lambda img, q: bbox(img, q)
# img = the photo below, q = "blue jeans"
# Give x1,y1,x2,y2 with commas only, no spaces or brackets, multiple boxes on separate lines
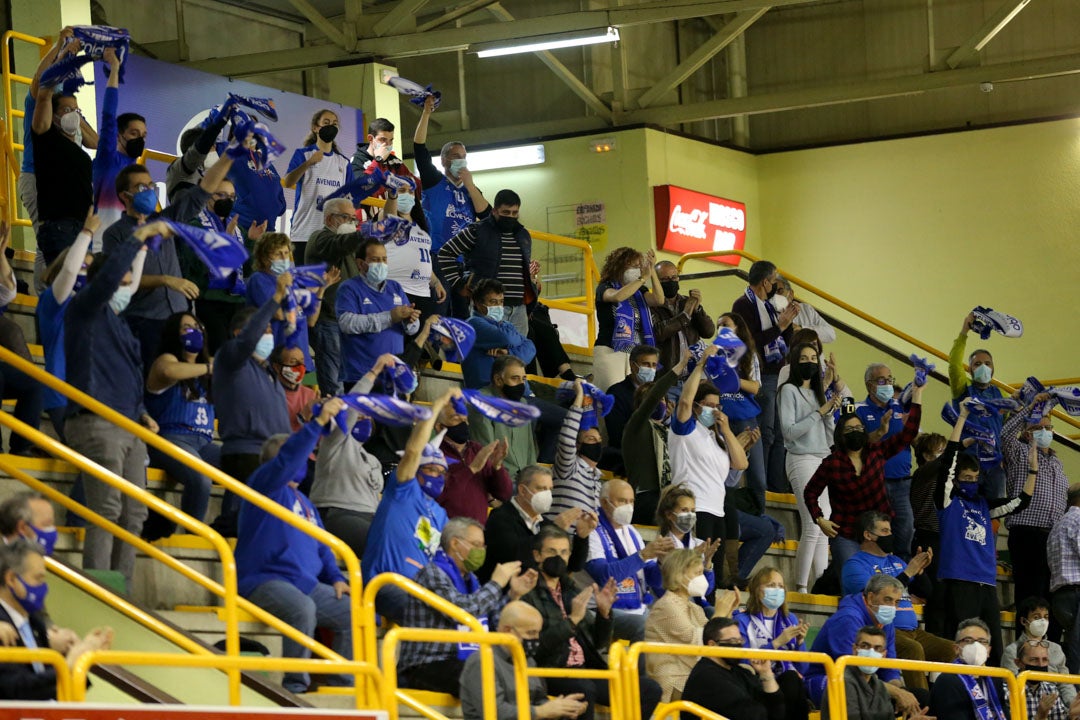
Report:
737,510,775,579
886,478,914,559
247,579,353,693
36,218,83,265
147,432,219,522
504,303,529,338
830,535,862,571
0,362,44,455
311,318,342,396
758,374,789,493
730,417,766,514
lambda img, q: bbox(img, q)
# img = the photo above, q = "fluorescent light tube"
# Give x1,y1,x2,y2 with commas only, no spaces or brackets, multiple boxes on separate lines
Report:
465,144,546,172
477,27,619,58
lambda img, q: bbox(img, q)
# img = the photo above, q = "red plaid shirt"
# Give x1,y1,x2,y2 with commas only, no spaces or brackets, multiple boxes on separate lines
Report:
805,404,922,539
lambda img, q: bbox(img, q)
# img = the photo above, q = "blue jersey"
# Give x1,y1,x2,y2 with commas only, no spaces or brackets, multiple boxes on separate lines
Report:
362,471,448,582
37,288,68,411
146,382,214,439
855,398,911,479
421,177,475,253
246,271,314,372
938,496,997,585
336,276,410,382
227,160,286,230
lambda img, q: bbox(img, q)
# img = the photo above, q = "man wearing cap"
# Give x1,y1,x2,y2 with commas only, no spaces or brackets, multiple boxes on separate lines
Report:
363,388,461,624
463,278,536,390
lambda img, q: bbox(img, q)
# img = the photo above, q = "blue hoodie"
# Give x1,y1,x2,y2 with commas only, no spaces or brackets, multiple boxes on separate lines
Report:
804,593,899,706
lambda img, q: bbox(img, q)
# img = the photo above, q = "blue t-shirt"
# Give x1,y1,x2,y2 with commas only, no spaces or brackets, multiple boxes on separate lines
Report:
855,398,911,480
938,496,997,585
421,177,475,253
362,470,448,582
841,551,918,631
21,92,34,174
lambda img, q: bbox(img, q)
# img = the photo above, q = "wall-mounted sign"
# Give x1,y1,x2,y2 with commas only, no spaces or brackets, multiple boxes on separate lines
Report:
575,201,608,249
653,185,746,266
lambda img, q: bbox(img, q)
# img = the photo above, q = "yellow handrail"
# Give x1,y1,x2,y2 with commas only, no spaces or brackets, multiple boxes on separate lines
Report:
675,248,1080,441
0,647,72,700
68,650,384,707
653,700,728,720
1,30,47,230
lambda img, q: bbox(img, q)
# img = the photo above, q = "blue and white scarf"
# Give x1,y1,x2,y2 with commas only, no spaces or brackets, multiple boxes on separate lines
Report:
746,287,786,364
955,661,1006,720
459,389,540,427
611,282,655,353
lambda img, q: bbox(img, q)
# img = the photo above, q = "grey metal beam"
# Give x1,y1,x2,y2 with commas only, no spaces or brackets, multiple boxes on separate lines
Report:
342,0,363,51
615,51,1080,126
417,0,499,33
373,0,431,36
635,8,768,109
426,116,612,150
285,0,347,48
944,0,1032,69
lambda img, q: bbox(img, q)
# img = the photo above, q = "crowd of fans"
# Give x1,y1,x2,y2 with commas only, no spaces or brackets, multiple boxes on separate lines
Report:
0,24,1077,720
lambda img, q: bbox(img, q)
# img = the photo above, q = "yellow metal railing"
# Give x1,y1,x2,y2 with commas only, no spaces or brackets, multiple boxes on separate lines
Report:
0,30,47,230
0,647,73,700
675,248,1080,443
653,700,727,720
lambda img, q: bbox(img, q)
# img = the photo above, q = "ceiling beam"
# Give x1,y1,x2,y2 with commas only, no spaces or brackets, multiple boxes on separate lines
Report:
635,8,769,109
417,0,499,33
944,0,1033,69
373,0,431,36
285,0,347,48
426,115,612,150
342,0,363,51
615,52,1080,126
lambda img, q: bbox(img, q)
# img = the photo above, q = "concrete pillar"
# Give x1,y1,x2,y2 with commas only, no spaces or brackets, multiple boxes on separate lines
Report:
328,62,399,150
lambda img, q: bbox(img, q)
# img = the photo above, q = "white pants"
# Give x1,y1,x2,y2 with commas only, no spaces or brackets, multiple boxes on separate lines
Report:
787,452,830,591
592,345,630,392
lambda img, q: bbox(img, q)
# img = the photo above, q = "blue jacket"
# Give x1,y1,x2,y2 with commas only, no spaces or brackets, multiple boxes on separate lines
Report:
855,397,911,480
462,314,536,389
247,271,314,372
841,551,918,631
237,421,345,597
805,593,899,703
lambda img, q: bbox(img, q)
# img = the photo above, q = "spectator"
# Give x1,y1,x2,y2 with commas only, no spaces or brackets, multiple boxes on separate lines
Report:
645,549,715,701
1002,596,1076,704
680,616,787,720
823,626,902,720
309,354,396,559
412,97,490,316
805,373,923,572
0,231,43,456
549,380,604,519
64,223,156,590
476,465,595,584
776,329,850,399
718,312,767,513
928,619,1007,720
459,600,589,720
948,311,1009,498
651,485,720,602
283,109,353,255
670,343,749,588
143,312,218,539
726,429,781,587
1049,484,1080,673
523,525,661,720
0,493,57,554
381,184,446,322
351,117,420,205
605,344,660,451
934,398,1034,665
652,261,716,377
304,197,365,395
436,189,535,336
592,247,661,392
855,363,915,559
397,517,537,695
363,389,459,623
247,233,322,373
166,113,230,203
211,276,293,537
909,431,948,633
90,49,144,241
804,575,922,715
435,401,513,524
270,345,318,434
226,130,286,233
463,278,536,389
841,511,951,692
731,260,799,494
586,479,672,643
1003,392,1069,612
779,341,842,592
0,542,113,700
1013,639,1080,720
337,237,420,384
237,398,352,695
774,277,836,344
468,355,538,478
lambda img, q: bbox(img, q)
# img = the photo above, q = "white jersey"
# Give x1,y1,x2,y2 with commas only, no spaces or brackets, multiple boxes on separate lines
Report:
385,222,434,297
288,146,351,246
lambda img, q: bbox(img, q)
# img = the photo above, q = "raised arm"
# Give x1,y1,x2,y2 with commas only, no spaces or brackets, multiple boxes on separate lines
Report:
948,314,973,398
641,250,661,308
554,383,585,478
398,387,461,482
676,346,715,423
52,210,97,303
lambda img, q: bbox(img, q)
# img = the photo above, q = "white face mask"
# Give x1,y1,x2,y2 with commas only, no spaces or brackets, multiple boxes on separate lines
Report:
336,221,358,235
961,641,989,667
769,294,789,312
611,503,634,527
527,488,552,515
622,268,642,285
686,574,709,598
1027,618,1049,639
59,110,81,135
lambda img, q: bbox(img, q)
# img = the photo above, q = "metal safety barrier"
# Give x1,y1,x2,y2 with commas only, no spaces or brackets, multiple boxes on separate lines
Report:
0,647,72,700
0,30,48,230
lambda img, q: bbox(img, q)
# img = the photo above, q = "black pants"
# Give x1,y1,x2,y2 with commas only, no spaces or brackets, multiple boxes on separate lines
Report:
941,579,1003,666
632,490,660,527
777,669,810,720
319,507,374,559
913,529,944,635
528,310,572,378
399,658,464,697
547,673,661,720
194,297,243,356
212,453,262,538
696,509,740,590
1008,526,1052,608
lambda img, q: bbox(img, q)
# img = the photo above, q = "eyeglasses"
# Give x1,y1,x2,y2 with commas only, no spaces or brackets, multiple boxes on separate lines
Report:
957,637,992,647
1023,640,1050,648
870,377,896,386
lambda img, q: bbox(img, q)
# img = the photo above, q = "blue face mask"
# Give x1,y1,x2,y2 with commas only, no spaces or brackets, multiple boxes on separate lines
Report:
1033,429,1053,448
856,648,883,674
396,193,416,215
254,333,274,361
449,158,467,177
270,259,291,275
698,405,716,428
366,261,389,285
873,603,896,626
73,272,87,292
973,364,992,384
636,366,656,384
109,286,134,314
485,304,504,322
15,575,48,614
957,482,979,499
874,384,894,404
32,526,58,557
420,471,446,500
181,327,204,354
131,188,158,216
762,587,786,610
351,417,374,444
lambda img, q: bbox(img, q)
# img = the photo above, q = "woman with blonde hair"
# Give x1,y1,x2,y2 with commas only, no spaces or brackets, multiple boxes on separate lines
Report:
592,246,661,390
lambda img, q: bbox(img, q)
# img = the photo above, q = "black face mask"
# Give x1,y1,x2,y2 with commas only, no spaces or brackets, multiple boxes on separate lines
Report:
579,442,603,462
521,637,541,658
501,383,526,402
495,216,520,233
541,555,567,578
766,282,778,299
124,136,146,159
444,422,470,445
213,198,235,219
796,362,819,382
318,125,339,143
660,280,680,299
843,430,868,452
874,534,896,554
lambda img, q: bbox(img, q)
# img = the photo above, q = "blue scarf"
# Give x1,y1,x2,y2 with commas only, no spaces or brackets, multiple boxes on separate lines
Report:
745,612,799,675
460,389,540,427
431,549,479,595
596,511,646,610
611,282,655,353
954,661,1006,720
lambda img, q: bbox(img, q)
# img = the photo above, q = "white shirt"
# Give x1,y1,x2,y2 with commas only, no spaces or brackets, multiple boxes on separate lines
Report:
669,416,732,516
290,147,351,246
385,223,435,297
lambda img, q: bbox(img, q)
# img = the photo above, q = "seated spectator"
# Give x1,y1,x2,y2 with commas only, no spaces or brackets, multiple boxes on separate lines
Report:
549,380,604,519
397,517,537,695
143,312,219,539
237,398,352,695
805,575,922,715
270,345,318,432
463,278,535,389
0,541,114,700
680,616,786,720
1013,638,1080,720
435,401,512,524
523,526,660,720
476,465,595,584
0,493,57,555
1003,596,1076,703
824,626,918,720
929,618,1007,720
284,109,352,256
0,233,43,455
337,237,420,384
909,431,948,633
459,600,588,720
247,233,317,372
841,511,950,692
592,247,661,392
774,277,836,344
309,354,395,559
651,485,719,602
586,479,672,643
605,344,660,451
652,261,715,380
468,355,538,478
363,388,459,624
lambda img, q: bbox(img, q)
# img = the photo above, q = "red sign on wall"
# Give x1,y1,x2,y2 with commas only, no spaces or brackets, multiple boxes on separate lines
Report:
653,185,747,266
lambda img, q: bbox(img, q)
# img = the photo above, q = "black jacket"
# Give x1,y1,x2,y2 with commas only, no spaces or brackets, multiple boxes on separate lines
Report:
0,604,58,700
476,501,588,584
522,576,612,670
680,658,786,720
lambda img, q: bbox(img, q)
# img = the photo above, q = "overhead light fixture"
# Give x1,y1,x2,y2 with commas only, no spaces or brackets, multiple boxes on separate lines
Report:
476,27,619,58
465,144,546,172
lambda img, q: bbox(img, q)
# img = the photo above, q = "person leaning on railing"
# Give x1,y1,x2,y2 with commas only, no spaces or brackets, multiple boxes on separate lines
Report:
591,246,661,392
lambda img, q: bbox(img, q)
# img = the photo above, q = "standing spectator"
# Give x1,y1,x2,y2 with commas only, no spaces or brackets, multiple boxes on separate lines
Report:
731,261,799,494
337,237,420,383
468,355,538,478
1012,641,1079,720
247,233,320,373
381,187,446,322
1050,484,1080,673
718,312,767,513
776,329,850,399
652,261,716,377
650,485,721,602
350,117,419,204
549,380,604,519
283,109,353,256
1003,392,1069,612
0,228,44,455
934,398,1034,665
166,113,230,203
64,223,157,591
909,432,948,631
226,135,286,233
928,619,1007,720
90,49,144,243
774,277,836,344
592,247,661,392
1002,596,1076,704
644,549,712,702
823,627,904,720
237,399,353,695
805,375,923,572
435,402,512,525
605,344,660,451
779,342,841,591
463,278,536,389
397,517,537,695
